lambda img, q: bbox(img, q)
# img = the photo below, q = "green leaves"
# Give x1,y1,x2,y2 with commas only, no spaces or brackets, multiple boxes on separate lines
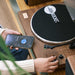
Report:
0,36,31,75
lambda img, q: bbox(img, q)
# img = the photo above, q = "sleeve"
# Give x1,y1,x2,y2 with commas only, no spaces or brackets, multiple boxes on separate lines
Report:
0,28,6,35
0,59,35,75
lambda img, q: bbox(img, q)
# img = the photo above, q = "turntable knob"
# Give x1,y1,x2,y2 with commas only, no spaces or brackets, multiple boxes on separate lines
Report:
59,54,64,59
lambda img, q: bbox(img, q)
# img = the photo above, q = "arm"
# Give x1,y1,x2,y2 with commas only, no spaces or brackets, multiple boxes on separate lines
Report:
0,28,58,74
0,28,35,74
0,60,34,72
0,56,58,74
0,59,34,75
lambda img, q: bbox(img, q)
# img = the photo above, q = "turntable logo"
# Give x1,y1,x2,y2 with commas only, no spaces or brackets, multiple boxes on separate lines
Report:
44,5,59,23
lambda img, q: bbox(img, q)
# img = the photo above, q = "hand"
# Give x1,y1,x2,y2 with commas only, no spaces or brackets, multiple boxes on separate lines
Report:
34,56,58,73
1,28,22,50
1,28,21,40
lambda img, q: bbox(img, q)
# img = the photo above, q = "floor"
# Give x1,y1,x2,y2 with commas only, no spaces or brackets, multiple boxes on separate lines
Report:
0,0,19,31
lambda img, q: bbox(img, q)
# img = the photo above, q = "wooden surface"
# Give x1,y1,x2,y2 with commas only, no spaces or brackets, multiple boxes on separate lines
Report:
0,0,18,31
18,7,75,67
67,55,75,75
16,0,69,75
0,0,66,75
16,0,67,75
6,0,25,34
18,8,66,75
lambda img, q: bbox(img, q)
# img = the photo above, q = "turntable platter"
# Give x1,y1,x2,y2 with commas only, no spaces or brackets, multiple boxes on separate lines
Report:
30,4,75,44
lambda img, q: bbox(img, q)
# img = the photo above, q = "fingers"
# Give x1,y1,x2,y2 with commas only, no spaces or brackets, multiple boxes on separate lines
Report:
49,65,58,70
2,29,22,40
15,48,19,50
12,31,22,35
47,56,58,72
10,46,13,49
49,60,58,66
47,65,58,73
47,59,58,73
47,70,55,73
34,57,58,73
10,46,19,50
48,56,57,62
6,29,22,35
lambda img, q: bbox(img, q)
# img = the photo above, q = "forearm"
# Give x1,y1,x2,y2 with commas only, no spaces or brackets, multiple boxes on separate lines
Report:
15,59,35,72
0,59,35,75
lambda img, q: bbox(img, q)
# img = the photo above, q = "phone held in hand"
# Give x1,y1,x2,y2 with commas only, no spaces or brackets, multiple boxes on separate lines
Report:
5,34,34,49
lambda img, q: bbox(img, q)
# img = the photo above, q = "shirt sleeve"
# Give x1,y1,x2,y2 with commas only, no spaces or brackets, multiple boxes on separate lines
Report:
0,28,6,35
0,59,35,75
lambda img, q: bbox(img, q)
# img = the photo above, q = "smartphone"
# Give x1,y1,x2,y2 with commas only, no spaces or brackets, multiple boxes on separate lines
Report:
5,34,34,49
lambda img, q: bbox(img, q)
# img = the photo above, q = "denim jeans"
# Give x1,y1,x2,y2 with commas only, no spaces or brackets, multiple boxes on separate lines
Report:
9,48,29,61
0,47,29,61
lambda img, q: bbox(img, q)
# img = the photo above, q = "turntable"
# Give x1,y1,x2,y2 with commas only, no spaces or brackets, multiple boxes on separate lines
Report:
18,4,75,68
30,4,75,44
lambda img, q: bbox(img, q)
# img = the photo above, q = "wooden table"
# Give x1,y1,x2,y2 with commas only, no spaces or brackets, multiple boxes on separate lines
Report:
1,0,68,75
5,0,75,75
16,0,67,75
0,0,19,31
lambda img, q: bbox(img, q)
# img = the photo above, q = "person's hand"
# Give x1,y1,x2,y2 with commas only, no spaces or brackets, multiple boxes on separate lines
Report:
34,56,58,73
1,28,21,40
1,28,22,50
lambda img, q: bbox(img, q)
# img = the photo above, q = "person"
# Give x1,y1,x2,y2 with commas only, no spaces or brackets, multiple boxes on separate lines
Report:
0,26,58,75
0,25,29,61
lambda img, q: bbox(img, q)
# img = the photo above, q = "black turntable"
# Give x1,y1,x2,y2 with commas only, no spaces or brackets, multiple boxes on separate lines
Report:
30,4,75,44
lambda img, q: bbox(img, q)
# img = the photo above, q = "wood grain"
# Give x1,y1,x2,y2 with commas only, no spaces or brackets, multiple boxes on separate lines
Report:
67,55,75,75
0,0,18,31
18,7,75,68
16,0,70,75
18,8,67,75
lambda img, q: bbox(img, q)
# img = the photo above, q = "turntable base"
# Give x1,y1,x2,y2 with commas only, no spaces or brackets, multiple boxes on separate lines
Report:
18,4,75,68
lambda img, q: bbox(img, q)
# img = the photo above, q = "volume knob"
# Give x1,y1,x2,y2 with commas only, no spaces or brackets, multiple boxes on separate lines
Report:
59,54,64,59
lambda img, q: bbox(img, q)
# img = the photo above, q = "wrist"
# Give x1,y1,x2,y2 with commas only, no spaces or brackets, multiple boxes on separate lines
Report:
34,59,39,72
34,59,37,72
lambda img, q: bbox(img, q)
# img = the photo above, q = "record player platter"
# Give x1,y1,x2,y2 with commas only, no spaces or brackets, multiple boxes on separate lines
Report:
30,4,75,44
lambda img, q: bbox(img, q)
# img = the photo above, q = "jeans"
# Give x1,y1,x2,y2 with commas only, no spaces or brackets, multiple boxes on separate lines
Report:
0,47,29,61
